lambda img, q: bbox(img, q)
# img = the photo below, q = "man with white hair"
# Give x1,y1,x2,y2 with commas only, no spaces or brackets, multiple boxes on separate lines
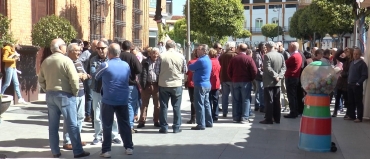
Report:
62,43,90,150
259,41,286,124
218,42,237,117
284,42,303,119
39,39,90,158
276,42,290,111
137,47,161,128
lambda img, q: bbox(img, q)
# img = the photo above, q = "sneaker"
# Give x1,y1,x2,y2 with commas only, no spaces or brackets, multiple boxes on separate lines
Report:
18,98,28,104
91,138,102,145
112,138,122,144
125,148,133,155
100,151,111,158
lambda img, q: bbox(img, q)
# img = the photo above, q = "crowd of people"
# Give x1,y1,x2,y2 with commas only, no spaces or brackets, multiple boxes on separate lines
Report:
2,36,360,158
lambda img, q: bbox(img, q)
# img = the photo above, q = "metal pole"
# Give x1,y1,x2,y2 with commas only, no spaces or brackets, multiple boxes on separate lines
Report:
353,8,359,47
186,0,191,62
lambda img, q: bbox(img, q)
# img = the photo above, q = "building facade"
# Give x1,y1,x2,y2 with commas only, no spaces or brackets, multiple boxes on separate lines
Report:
231,0,298,47
0,0,149,48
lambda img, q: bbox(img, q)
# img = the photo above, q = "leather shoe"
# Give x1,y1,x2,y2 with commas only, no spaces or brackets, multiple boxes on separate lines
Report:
154,122,160,127
159,129,168,134
137,123,145,128
191,126,205,130
173,129,182,133
84,116,92,122
53,153,61,158
259,120,273,124
74,151,90,158
187,119,195,124
63,144,72,150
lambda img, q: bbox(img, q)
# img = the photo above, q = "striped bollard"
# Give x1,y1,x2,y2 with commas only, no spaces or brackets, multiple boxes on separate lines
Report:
298,94,332,152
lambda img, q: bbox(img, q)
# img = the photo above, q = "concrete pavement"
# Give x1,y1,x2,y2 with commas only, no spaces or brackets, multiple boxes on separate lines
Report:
0,90,370,159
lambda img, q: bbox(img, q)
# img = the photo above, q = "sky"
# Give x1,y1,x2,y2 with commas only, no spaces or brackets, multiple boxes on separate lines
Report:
172,0,186,16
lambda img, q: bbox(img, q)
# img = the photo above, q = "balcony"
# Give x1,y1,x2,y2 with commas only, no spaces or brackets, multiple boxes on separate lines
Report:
245,26,290,34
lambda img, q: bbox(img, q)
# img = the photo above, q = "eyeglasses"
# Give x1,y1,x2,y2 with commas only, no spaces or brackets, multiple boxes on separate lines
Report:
97,47,106,51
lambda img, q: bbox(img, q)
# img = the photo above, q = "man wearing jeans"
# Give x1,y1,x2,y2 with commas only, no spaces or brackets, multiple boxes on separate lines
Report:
38,38,89,158
158,40,187,133
120,40,142,133
188,44,212,130
227,44,257,123
95,43,134,157
283,42,303,119
90,40,120,145
218,42,237,117
62,43,89,150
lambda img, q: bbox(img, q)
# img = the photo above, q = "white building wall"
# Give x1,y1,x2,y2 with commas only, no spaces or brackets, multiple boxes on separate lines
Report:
251,7,266,32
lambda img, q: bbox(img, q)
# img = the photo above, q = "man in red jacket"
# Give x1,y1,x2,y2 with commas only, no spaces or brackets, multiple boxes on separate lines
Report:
227,44,257,123
284,42,303,118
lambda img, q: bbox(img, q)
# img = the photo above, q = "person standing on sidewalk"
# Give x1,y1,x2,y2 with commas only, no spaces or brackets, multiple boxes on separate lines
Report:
185,50,198,124
227,43,257,123
96,43,134,157
158,40,187,133
120,40,142,134
252,42,266,112
283,42,302,119
208,48,221,122
137,47,161,128
62,43,89,150
259,41,286,124
188,44,212,130
276,42,290,112
218,42,237,117
89,40,120,145
38,38,90,158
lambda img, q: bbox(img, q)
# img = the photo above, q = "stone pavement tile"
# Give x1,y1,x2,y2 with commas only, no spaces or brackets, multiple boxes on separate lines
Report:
284,153,306,159
305,152,345,159
219,149,245,159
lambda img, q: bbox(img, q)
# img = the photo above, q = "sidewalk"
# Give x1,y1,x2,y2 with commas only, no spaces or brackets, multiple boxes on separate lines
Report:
0,91,370,159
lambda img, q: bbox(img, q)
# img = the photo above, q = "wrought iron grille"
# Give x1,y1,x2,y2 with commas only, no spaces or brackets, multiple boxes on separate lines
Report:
90,0,106,41
114,0,126,42
132,0,142,47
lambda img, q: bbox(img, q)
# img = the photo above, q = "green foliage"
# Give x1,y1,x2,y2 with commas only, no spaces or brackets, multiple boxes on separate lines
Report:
289,8,307,39
31,15,77,47
0,14,17,47
233,29,252,39
261,23,283,41
167,29,175,40
186,0,245,39
298,6,316,39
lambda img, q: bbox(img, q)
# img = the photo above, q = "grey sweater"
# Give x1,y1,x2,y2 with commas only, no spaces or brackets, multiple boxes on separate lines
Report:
348,59,368,85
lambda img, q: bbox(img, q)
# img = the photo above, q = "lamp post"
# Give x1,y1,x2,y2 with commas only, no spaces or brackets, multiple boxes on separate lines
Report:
273,5,281,42
186,0,191,62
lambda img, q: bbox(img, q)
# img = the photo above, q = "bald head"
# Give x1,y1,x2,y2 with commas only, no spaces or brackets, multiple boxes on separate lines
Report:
238,43,248,52
288,42,299,53
91,40,99,51
108,43,121,59
165,40,176,50
50,38,66,54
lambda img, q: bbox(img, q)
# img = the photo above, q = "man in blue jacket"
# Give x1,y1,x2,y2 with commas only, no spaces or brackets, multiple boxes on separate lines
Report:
95,43,134,157
188,44,212,130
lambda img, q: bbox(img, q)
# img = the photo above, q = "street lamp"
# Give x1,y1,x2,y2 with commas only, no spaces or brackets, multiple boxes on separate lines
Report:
273,5,281,42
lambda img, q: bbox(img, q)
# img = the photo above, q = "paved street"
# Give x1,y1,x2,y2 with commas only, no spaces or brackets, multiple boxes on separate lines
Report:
1,90,370,159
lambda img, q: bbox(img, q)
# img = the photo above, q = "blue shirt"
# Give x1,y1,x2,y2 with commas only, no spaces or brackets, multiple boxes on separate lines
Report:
188,55,212,88
95,57,131,106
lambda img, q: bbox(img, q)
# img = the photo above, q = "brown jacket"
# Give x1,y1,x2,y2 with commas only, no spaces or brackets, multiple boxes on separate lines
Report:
218,51,237,83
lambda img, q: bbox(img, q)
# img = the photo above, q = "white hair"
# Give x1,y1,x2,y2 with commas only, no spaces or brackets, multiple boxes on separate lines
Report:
152,47,160,53
66,43,79,55
50,40,65,53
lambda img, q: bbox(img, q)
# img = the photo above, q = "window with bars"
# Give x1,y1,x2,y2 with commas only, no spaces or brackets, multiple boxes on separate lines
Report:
0,0,7,16
133,0,142,47
114,0,126,42
90,0,106,41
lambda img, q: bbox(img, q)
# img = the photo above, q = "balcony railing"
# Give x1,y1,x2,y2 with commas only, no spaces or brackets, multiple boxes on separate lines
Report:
245,26,290,33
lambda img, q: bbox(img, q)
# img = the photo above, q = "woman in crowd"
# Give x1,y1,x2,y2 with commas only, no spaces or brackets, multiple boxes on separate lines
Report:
186,50,198,124
208,48,221,122
332,49,345,117
334,48,354,118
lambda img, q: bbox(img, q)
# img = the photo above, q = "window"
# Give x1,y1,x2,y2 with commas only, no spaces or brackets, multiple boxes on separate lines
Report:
286,0,297,1
253,6,265,10
90,0,107,40
244,20,248,28
253,0,265,3
269,5,282,9
150,0,156,8
255,18,263,28
133,0,142,47
0,0,7,16
114,0,126,42
287,17,292,30
166,2,172,14
244,6,249,10
285,4,297,8
32,0,55,25
272,17,278,24
269,0,282,2
241,0,250,3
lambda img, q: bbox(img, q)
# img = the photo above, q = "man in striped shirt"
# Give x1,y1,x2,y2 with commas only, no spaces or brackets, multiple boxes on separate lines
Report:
62,43,90,150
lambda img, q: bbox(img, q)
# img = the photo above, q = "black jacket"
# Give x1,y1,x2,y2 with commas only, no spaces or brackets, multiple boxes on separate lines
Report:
120,51,142,85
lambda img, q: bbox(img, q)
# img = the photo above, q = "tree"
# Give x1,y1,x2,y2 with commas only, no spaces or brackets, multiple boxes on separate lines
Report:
261,24,283,41
167,29,175,41
289,8,310,40
186,0,244,40
233,29,252,41
298,5,320,46
32,15,77,47
0,14,16,47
